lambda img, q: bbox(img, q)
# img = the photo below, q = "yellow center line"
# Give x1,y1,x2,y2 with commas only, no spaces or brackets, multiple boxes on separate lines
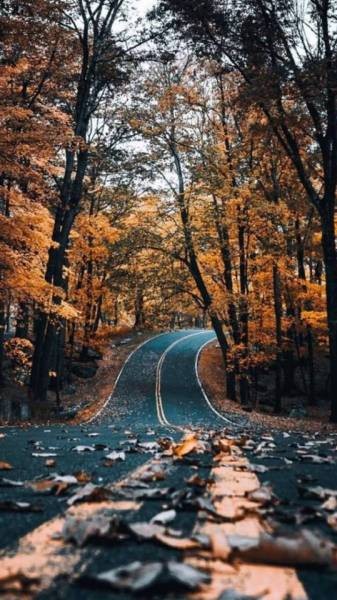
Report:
187,445,308,600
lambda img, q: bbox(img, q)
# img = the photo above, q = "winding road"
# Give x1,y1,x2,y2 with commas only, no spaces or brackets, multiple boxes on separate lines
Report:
92,328,236,428
1,330,337,599
0,329,231,551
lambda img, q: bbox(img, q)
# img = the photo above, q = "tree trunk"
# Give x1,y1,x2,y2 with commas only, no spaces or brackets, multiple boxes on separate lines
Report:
15,302,29,338
320,204,337,421
307,323,316,405
295,217,306,280
80,257,94,361
238,210,250,405
273,264,282,413
0,302,5,386
134,287,145,329
30,203,81,403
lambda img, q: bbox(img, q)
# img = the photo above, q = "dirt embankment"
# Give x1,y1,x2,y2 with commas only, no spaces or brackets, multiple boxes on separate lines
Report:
67,332,153,424
198,342,337,433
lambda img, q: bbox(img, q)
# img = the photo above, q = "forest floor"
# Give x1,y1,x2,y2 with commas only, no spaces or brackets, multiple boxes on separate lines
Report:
199,342,336,434
65,330,153,425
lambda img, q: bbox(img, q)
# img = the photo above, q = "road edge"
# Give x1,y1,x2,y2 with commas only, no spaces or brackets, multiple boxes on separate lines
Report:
83,332,168,425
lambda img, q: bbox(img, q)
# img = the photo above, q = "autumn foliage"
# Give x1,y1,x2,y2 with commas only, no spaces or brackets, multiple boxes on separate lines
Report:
0,0,336,420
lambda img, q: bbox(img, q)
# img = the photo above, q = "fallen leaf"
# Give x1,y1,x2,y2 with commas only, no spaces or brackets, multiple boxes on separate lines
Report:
129,522,165,539
139,464,166,482
155,533,202,550
27,479,60,493
0,571,39,593
248,464,269,474
300,454,334,464
247,486,274,505
167,561,210,589
105,451,126,461
75,470,92,483
0,478,24,487
228,529,337,567
62,513,124,546
92,561,163,591
327,513,337,530
218,591,265,600
119,487,170,500
186,474,209,487
0,501,43,512
28,474,77,495
196,496,236,521
72,445,95,453
67,483,110,506
322,496,337,512
138,441,160,452
210,530,231,560
0,461,12,470
32,452,57,458
299,485,337,500
151,509,176,524
173,435,198,458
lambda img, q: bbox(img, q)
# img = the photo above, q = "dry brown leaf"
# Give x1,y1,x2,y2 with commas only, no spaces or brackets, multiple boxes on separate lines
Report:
167,561,210,588
62,513,123,546
67,483,110,506
173,435,198,458
0,461,12,471
0,500,42,512
155,532,202,550
210,530,231,560
92,561,163,591
28,479,59,493
129,522,165,539
0,571,39,593
327,513,337,530
139,464,166,482
228,529,337,567
322,496,337,512
75,470,92,483
151,509,176,524
247,486,274,505
186,474,209,487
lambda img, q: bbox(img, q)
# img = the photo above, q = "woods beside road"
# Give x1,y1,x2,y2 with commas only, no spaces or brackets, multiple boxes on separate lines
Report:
3,2,337,596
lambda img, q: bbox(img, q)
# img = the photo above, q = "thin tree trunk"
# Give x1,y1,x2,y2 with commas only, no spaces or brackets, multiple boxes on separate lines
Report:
306,323,316,405
238,208,250,405
295,216,306,280
0,302,5,386
81,257,94,361
134,287,145,329
273,264,283,413
15,302,29,338
321,205,337,421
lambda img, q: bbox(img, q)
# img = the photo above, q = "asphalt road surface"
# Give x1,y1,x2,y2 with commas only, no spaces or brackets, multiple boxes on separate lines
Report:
1,329,337,599
91,328,236,428
0,330,222,549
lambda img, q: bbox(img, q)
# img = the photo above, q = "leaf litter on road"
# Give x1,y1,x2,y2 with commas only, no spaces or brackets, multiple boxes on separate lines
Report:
81,560,209,592
4,427,337,598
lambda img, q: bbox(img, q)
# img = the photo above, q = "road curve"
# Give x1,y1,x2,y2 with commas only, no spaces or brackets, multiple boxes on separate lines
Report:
93,328,240,429
159,330,230,428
